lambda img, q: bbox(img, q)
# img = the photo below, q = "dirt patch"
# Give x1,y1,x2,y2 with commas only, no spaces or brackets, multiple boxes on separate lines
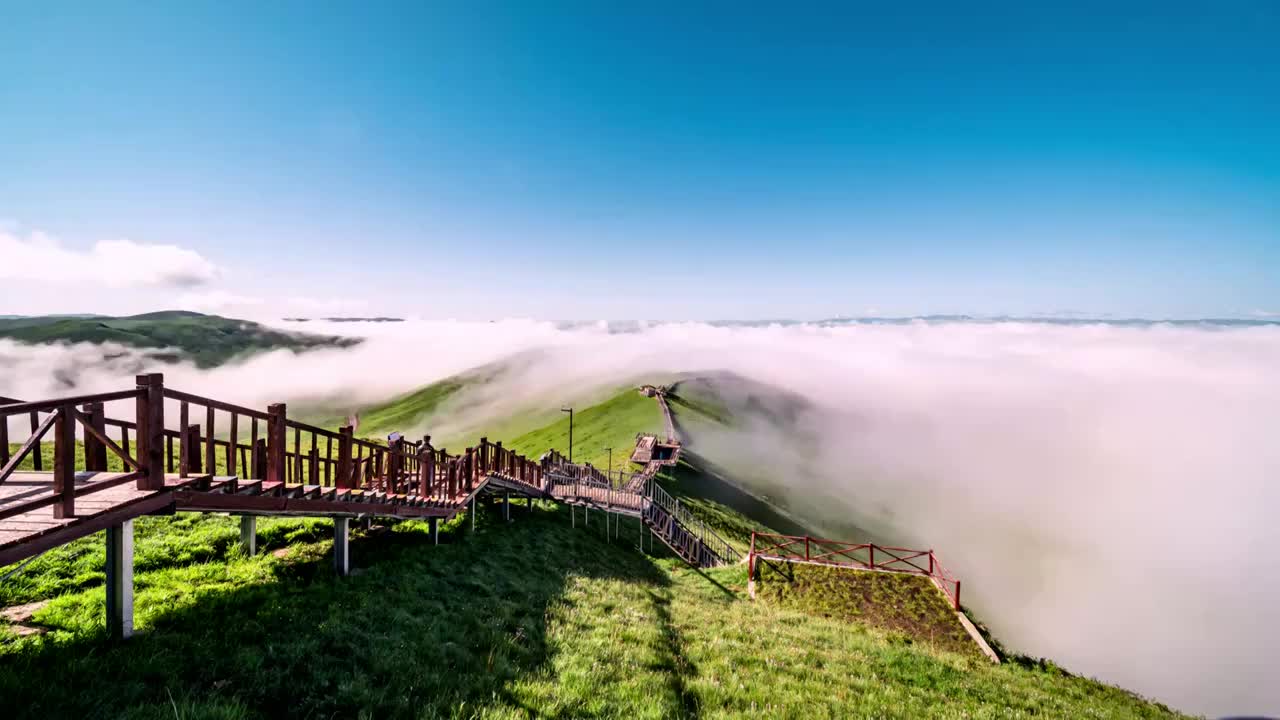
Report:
2,600,52,638
1,600,49,623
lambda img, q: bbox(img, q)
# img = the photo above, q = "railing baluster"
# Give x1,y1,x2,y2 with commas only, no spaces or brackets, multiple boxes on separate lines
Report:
52,404,75,518
228,412,238,476
29,410,42,471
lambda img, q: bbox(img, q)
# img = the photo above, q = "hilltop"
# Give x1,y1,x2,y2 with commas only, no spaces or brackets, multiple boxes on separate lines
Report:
0,311,358,368
2,378,1188,718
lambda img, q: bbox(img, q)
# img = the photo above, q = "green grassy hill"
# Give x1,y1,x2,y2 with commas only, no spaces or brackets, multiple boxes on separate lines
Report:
1,382,1188,718
0,507,1184,719
0,311,356,368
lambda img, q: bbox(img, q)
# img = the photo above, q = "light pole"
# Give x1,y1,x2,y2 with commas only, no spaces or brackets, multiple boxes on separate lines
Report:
561,406,574,463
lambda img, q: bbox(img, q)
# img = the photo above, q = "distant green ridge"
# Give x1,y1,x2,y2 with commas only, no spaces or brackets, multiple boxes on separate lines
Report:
0,311,357,368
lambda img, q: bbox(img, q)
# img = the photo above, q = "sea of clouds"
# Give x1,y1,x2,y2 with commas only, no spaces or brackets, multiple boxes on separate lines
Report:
2,318,1278,715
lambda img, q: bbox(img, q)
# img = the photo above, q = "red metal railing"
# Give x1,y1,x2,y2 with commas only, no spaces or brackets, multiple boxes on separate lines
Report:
748,532,962,609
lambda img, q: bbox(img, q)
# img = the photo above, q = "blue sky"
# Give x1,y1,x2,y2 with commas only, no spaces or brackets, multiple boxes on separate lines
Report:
1,2,1277,319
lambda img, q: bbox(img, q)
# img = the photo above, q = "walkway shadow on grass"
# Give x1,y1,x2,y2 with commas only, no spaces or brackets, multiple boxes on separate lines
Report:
648,588,701,719
0,502,670,720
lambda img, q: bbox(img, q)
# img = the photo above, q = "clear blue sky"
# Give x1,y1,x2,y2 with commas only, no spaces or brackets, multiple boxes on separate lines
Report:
1,2,1277,319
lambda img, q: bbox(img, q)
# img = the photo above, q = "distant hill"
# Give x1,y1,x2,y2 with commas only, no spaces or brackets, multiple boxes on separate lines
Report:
0,311,358,368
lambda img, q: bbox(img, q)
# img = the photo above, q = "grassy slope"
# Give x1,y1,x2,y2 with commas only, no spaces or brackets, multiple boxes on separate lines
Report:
755,562,978,658
0,508,1185,719
502,388,666,477
314,365,632,454
0,311,354,368
1,384,1187,718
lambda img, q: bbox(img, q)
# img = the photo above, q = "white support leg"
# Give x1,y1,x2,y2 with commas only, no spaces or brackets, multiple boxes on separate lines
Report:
334,517,350,576
503,493,510,522
470,497,476,531
430,517,439,545
105,521,134,640
240,515,257,556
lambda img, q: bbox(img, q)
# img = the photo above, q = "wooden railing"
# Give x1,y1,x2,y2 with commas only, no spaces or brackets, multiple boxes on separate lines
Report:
748,532,962,609
643,477,739,566
1,375,554,524
0,382,163,520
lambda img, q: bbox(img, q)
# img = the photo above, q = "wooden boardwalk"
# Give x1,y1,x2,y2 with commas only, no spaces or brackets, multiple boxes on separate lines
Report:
0,472,192,566
1,375,744,639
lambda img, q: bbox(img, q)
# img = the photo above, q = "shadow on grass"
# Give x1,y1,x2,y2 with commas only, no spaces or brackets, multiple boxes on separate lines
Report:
648,588,700,719
0,502,669,719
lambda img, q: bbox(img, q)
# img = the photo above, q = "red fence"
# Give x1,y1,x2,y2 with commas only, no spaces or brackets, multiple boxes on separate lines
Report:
748,532,962,609
1,374,550,510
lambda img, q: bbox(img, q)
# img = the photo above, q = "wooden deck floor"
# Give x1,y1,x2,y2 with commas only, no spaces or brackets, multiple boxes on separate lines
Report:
0,472,195,566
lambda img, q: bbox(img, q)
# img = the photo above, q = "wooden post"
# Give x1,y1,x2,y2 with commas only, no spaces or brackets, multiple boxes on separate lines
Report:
185,425,203,474
0,406,8,467
494,442,503,475
336,426,354,488
204,406,215,475
250,418,260,475
387,436,404,494
479,438,489,475
178,401,189,473
252,438,266,480
421,436,434,496
80,402,109,472
52,404,76,519
266,403,286,485
135,373,165,491
227,413,239,476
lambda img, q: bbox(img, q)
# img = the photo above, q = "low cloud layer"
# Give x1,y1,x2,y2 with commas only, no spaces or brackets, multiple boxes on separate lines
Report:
0,229,219,288
2,319,1277,715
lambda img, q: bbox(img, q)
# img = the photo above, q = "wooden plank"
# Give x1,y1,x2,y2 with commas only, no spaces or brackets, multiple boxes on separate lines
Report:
0,490,174,567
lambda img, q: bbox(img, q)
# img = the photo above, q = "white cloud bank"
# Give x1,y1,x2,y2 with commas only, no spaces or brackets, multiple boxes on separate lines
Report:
1,319,1277,715
0,229,219,288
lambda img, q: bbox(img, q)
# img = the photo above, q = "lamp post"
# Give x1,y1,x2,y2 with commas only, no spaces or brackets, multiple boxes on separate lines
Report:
561,406,574,463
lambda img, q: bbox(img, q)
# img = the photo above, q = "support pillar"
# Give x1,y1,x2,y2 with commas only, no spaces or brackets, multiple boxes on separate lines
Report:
105,521,134,640
571,504,575,528
503,493,510,522
470,497,476,532
334,517,350,576
430,517,439,545
240,516,257,556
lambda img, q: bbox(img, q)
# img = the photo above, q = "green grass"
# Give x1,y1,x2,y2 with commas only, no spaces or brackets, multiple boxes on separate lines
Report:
1,380,1191,718
0,505,1187,719
754,562,979,658
346,376,469,437
0,311,356,368
503,388,666,478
